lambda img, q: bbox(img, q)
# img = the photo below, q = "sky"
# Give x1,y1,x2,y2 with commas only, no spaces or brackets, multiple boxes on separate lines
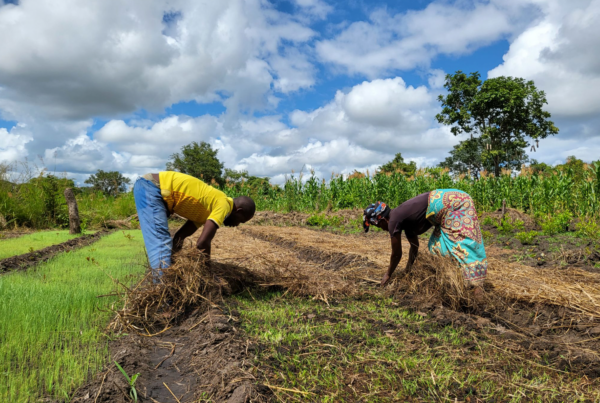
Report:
1,0,599,184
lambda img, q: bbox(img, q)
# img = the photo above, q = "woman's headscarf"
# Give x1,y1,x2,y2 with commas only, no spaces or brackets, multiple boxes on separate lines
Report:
363,201,390,232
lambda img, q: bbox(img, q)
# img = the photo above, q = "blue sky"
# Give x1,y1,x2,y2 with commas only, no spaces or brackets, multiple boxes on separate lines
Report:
0,0,599,183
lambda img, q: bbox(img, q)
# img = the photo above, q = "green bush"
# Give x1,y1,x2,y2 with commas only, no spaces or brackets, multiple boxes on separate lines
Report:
575,218,600,239
515,231,539,245
306,213,343,228
539,212,573,235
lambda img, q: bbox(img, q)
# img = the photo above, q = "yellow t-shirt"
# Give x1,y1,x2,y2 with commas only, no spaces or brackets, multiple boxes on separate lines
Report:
158,171,233,228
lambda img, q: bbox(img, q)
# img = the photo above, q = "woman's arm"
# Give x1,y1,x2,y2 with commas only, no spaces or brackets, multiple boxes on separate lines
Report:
381,234,403,286
405,234,420,273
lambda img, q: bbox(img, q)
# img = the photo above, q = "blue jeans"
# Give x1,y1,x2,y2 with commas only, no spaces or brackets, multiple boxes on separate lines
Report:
133,178,172,279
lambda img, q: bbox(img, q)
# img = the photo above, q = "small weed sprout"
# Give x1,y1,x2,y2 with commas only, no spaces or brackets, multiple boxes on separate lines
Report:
122,231,134,241
481,216,497,227
515,231,539,245
114,361,140,402
497,218,515,234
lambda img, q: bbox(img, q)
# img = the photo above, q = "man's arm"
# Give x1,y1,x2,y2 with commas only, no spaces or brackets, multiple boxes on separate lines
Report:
381,234,403,286
172,220,198,253
405,234,420,273
196,220,219,260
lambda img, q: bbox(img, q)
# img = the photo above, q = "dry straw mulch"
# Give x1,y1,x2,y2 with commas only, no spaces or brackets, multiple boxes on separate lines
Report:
244,226,600,318
111,225,600,334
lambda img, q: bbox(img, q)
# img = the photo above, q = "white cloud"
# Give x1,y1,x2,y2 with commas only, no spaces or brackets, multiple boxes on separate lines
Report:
488,0,600,164
83,76,461,182
44,134,131,174
0,125,32,162
315,1,533,77
489,0,600,118
0,0,317,122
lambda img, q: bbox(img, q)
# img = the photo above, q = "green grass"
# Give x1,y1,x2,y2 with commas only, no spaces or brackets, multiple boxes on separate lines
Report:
0,230,94,259
229,291,599,402
0,230,146,402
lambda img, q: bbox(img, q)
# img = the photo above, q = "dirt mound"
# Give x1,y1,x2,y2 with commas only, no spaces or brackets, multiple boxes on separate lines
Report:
0,230,113,273
251,209,362,227
481,208,539,230
0,229,35,240
71,308,271,403
251,211,309,226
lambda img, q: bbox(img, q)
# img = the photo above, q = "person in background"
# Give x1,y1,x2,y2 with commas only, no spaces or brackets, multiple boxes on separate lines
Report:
362,189,487,295
133,171,255,281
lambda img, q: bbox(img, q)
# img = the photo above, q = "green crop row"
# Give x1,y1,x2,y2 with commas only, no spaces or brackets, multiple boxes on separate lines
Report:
0,230,90,259
227,163,600,218
1,162,599,230
0,231,145,402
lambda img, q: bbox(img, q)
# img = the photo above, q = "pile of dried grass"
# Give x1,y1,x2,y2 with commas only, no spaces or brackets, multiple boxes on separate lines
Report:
110,248,264,334
386,252,475,310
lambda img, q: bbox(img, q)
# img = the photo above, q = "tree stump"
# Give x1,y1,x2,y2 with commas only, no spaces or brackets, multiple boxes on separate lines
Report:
64,188,81,234
501,199,507,222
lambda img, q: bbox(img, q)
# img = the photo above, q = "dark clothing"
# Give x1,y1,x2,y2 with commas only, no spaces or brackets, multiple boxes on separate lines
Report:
388,192,432,238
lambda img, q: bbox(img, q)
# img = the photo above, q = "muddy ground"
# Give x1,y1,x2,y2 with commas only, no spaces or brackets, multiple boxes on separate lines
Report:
71,308,270,403
0,230,113,273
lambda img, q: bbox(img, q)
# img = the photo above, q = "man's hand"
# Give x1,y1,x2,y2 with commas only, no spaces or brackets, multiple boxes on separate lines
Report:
380,272,391,287
172,220,197,253
196,220,218,260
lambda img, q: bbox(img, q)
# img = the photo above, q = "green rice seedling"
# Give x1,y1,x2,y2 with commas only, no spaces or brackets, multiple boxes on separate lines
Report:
0,230,87,259
0,230,145,402
114,361,140,402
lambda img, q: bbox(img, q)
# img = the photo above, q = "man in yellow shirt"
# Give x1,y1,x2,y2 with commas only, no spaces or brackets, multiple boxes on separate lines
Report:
133,171,255,280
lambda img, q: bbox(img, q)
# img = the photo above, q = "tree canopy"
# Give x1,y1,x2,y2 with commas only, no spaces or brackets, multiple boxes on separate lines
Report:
436,71,558,176
378,153,417,176
166,141,224,184
84,170,131,197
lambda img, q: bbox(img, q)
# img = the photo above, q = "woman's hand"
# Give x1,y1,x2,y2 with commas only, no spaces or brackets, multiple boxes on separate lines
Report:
380,272,391,287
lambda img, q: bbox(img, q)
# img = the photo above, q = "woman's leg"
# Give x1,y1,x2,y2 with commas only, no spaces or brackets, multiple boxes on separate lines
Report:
133,178,172,280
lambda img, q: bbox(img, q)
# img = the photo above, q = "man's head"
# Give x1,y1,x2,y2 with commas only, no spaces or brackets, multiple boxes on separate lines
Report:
362,201,390,232
224,196,256,227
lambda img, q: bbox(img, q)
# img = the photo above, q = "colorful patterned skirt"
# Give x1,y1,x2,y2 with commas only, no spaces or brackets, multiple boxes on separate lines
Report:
426,189,487,285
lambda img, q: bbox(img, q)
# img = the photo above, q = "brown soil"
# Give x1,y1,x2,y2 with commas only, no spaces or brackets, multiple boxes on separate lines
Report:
0,230,113,273
71,308,270,403
0,229,36,240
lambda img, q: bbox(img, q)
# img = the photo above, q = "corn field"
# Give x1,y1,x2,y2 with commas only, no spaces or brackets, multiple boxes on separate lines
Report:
227,162,600,218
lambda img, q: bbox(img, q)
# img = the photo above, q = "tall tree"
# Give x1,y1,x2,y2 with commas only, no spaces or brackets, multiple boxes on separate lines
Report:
166,141,224,184
440,137,529,179
84,170,131,197
436,71,558,177
378,153,417,176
